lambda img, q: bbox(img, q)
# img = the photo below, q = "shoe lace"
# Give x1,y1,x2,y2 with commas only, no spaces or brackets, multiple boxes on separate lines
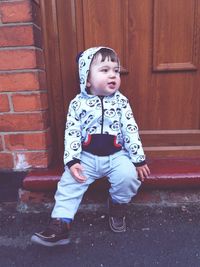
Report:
47,219,69,234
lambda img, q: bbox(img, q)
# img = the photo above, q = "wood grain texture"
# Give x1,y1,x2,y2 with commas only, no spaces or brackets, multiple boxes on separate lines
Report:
40,0,200,160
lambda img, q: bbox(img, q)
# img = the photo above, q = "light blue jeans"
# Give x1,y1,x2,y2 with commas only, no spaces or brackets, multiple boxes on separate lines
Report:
51,150,141,219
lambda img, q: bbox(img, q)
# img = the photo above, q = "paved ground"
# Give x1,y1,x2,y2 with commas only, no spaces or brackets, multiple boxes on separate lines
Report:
1,202,200,267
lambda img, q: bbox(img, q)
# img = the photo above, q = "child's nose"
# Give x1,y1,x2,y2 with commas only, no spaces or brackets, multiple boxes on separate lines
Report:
109,70,116,77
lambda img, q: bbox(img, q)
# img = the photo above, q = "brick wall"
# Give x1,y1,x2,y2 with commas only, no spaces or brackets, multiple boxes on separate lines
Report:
0,0,52,170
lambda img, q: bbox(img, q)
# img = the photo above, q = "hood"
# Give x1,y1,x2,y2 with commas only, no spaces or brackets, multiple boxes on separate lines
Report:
78,46,118,95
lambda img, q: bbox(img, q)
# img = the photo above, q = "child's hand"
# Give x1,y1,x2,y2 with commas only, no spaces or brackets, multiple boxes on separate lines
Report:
70,163,87,183
136,164,150,182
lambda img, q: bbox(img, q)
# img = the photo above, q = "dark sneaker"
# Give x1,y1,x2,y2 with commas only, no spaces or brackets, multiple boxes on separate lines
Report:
108,198,127,233
31,218,70,247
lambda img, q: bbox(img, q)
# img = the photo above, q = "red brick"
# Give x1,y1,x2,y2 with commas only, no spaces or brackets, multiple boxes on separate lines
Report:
0,112,49,131
0,94,10,112
35,49,44,69
12,93,48,112
0,25,41,47
4,130,51,151
33,0,40,5
15,150,52,169
32,0,41,27
0,153,14,169
134,190,162,204
0,49,44,71
0,71,46,92
19,189,54,204
0,1,32,23
0,136,3,151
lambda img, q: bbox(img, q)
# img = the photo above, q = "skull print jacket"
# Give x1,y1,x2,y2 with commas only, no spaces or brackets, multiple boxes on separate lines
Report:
64,47,146,168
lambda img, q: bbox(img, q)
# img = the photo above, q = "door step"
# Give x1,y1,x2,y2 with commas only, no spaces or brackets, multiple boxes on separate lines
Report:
23,158,200,191
19,158,200,212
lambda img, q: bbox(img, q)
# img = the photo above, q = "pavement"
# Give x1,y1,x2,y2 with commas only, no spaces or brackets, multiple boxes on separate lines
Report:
1,171,200,267
1,202,200,267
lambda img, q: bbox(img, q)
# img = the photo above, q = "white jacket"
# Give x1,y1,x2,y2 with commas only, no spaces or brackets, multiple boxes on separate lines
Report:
64,47,146,167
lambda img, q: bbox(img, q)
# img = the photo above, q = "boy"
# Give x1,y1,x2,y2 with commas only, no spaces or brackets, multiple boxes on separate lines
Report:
31,46,150,247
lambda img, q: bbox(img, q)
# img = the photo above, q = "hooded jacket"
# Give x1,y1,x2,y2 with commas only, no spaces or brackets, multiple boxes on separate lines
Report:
64,47,146,168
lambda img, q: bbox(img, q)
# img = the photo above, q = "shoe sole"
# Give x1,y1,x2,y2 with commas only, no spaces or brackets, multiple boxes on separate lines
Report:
108,198,126,233
109,217,126,233
31,235,70,247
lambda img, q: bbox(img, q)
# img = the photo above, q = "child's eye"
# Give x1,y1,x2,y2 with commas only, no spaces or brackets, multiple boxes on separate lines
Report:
101,69,108,72
115,69,120,73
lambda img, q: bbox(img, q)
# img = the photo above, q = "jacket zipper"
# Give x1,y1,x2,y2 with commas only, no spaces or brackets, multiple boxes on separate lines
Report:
99,96,104,134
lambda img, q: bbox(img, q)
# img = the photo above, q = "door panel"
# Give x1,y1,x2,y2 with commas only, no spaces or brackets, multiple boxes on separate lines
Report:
41,0,200,162
153,0,198,71
80,0,129,69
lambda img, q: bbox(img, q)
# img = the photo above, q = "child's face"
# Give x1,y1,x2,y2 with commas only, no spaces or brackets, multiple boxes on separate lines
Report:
87,54,121,96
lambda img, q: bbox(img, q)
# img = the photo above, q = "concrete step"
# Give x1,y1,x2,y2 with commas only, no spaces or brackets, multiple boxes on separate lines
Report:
23,158,200,191
18,158,200,212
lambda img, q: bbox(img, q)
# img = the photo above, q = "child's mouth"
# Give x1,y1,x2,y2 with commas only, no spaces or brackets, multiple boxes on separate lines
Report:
108,81,116,87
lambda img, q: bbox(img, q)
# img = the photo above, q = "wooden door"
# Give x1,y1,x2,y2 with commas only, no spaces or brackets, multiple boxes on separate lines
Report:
40,0,200,165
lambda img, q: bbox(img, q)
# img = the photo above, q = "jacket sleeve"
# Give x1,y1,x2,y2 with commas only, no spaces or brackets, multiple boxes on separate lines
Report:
120,97,146,167
63,99,82,167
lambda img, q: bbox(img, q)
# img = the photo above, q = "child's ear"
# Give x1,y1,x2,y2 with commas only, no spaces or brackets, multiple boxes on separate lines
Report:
86,80,91,87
